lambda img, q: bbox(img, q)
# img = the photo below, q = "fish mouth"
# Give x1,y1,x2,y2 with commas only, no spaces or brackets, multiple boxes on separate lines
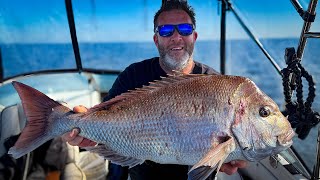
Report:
277,129,295,146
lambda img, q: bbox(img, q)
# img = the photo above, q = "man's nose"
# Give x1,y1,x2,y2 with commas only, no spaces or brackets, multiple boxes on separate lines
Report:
170,29,182,41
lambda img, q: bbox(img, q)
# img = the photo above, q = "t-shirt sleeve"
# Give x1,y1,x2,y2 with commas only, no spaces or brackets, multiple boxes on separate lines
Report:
193,61,220,75
203,64,220,75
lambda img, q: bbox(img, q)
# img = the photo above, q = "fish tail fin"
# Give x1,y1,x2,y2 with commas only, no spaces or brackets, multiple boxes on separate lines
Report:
8,81,71,159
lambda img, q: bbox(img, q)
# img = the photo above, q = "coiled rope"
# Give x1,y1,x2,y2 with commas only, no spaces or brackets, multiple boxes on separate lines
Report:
282,47,320,139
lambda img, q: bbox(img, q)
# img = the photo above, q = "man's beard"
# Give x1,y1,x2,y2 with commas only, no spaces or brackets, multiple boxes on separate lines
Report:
158,43,194,72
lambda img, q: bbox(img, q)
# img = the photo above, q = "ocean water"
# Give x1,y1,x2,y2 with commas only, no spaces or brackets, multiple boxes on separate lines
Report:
3,39,319,110
1,38,320,171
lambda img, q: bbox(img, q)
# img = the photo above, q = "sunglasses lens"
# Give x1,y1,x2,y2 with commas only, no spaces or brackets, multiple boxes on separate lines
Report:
158,25,174,37
177,24,193,36
157,24,194,37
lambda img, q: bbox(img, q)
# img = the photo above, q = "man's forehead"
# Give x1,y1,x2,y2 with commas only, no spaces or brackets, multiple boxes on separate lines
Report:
157,10,192,25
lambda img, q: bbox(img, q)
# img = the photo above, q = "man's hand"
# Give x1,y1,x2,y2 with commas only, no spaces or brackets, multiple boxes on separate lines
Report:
220,160,247,175
61,105,97,147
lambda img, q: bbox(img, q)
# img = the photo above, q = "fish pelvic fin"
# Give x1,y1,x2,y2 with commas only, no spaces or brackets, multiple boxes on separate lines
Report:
8,81,71,159
188,136,235,180
86,144,144,168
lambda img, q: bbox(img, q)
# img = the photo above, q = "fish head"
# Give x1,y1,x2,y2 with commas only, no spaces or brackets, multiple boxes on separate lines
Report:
231,78,294,161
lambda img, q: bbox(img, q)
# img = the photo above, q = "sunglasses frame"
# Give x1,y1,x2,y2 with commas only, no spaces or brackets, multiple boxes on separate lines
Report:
155,23,195,37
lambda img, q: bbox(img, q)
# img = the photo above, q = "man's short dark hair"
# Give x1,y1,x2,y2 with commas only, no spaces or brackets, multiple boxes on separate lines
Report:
153,1,196,32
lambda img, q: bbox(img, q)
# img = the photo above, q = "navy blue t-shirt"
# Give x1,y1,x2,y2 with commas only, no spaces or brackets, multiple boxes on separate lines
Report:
104,57,219,180
104,57,218,102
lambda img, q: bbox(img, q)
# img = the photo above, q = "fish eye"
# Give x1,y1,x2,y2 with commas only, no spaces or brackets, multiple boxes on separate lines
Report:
259,106,271,117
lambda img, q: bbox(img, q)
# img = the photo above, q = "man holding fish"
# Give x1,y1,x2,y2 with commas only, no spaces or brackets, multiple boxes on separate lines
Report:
63,1,248,179
9,0,294,179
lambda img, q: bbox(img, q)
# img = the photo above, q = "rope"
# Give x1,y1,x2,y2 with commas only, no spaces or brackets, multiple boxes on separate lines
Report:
282,48,320,139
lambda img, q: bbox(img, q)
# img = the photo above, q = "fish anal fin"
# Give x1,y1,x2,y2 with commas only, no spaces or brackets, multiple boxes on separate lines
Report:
86,144,143,168
188,136,236,180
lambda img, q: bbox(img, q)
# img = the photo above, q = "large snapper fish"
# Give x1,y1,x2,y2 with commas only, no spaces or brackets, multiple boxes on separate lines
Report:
8,74,294,180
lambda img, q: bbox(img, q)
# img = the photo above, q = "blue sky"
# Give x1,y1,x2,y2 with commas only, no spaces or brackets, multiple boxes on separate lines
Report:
0,0,317,43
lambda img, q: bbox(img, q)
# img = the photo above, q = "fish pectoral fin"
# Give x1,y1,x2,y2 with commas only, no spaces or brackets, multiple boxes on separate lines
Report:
85,144,144,168
188,166,217,180
188,136,235,180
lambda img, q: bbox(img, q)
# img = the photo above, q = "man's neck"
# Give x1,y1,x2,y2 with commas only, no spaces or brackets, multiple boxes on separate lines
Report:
159,58,195,75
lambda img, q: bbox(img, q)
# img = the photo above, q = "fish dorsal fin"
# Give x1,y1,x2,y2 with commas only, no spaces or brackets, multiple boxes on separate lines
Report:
87,73,207,114
86,144,144,168
149,73,206,88
188,136,236,180
86,95,127,114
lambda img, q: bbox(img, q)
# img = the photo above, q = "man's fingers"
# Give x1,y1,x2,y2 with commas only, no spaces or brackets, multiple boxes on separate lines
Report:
220,160,248,175
61,128,82,146
63,129,83,146
61,129,79,141
73,105,88,113
79,138,98,147
61,128,96,147
231,160,248,168
67,136,84,146
88,141,98,147
70,128,80,137
220,163,238,175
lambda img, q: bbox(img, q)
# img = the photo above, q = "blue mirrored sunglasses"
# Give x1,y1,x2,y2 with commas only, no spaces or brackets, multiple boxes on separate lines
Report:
155,23,195,37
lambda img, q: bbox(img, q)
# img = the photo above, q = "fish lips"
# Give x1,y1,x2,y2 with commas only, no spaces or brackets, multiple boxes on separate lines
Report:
277,129,295,147
241,130,294,161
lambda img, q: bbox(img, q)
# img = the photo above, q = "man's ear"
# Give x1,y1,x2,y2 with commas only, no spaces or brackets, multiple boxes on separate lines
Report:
193,31,198,41
153,34,159,48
